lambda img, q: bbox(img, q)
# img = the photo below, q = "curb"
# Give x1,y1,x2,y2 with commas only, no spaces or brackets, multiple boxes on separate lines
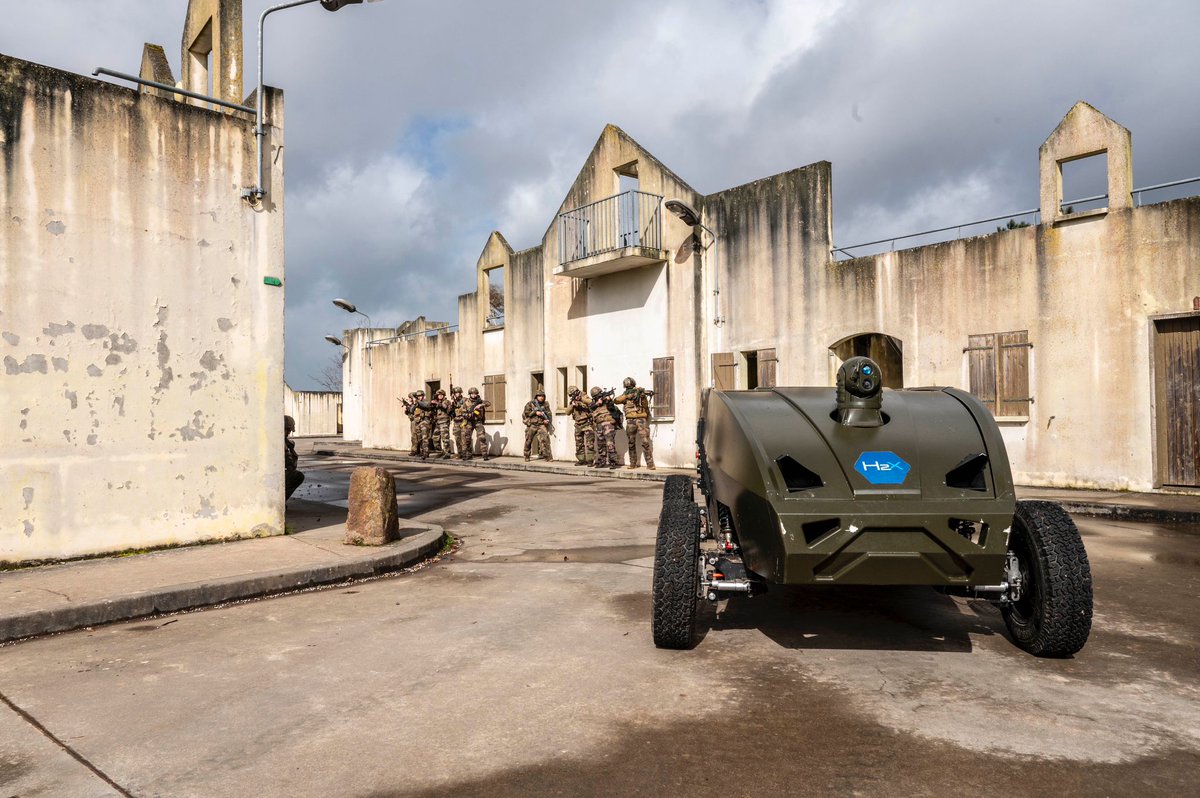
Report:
312,448,684,483
1048,501,1200,526
314,449,1200,526
0,526,446,644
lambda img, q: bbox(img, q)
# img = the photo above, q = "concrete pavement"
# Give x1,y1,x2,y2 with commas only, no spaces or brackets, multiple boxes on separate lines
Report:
1,441,1196,645
0,498,445,644
0,460,1196,796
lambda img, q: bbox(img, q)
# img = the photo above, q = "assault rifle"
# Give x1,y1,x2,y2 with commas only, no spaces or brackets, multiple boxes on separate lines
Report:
531,400,554,433
469,398,487,423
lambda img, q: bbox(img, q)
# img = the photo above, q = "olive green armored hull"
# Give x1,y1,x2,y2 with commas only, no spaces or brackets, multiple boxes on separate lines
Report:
698,387,1016,586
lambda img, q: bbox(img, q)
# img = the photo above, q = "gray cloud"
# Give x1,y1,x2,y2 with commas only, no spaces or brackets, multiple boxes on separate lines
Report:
5,0,1198,389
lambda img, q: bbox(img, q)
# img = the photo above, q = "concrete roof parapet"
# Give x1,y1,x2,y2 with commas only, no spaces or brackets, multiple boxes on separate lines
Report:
1039,101,1132,224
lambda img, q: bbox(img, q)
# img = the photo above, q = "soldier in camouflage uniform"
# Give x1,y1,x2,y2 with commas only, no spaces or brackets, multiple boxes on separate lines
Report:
450,386,473,460
431,388,454,459
613,376,655,470
590,386,620,469
466,387,492,460
522,388,554,461
401,391,419,455
407,389,434,460
568,386,595,466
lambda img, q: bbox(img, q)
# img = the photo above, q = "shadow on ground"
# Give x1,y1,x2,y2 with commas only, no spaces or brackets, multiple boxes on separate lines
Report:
698,585,1008,653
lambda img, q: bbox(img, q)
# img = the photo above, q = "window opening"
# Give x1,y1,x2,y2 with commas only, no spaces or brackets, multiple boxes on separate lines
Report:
485,266,505,328
743,351,759,389
557,367,569,411
425,379,440,397
616,162,640,248
1060,152,1108,213
531,371,545,400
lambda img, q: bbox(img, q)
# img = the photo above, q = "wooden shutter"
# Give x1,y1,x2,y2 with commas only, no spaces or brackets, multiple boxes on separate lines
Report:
1154,316,1200,487
711,352,736,390
484,374,506,423
757,348,777,388
966,333,997,414
997,330,1031,417
652,357,675,417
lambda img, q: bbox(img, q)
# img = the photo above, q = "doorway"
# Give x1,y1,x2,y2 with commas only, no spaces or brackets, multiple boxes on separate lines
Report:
1154,314,1200,487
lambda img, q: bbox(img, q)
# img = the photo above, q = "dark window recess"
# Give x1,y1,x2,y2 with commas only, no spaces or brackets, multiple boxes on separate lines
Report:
776,455,823,492
945,453,989,491
801,518,840,546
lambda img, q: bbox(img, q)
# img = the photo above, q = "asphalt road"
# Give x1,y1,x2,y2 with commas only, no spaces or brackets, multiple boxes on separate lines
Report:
1,454,1198,797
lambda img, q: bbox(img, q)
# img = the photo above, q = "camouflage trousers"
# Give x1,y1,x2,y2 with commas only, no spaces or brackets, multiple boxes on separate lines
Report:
573,423,596,464
432,419,453,456
524,424,552,460
626,417,654,467
594,420,619,467
470,423,491,458
413,418,432,458
453,420,471,458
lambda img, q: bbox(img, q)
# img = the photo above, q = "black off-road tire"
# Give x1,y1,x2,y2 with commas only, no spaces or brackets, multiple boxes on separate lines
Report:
662,475,694,505
652,498,700,650
1002,500,1093,657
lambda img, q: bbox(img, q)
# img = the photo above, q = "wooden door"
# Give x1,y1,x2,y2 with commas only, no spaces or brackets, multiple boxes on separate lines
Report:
1155,316,1200,487
757,348,777,388
711,353,736,390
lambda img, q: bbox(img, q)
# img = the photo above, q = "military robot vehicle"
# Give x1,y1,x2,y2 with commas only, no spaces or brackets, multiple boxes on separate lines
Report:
652,357,1093,657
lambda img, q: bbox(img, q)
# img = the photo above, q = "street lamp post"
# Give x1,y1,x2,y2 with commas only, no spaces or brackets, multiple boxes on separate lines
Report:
243,0,376,203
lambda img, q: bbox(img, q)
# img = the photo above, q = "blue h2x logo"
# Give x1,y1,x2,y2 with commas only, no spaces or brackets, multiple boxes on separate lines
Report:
855,451,911,485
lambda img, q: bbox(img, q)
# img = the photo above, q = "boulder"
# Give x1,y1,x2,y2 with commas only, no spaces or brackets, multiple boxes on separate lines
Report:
345,466,399,546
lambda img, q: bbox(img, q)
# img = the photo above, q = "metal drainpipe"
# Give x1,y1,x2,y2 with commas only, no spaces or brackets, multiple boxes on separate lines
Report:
245,0,322,203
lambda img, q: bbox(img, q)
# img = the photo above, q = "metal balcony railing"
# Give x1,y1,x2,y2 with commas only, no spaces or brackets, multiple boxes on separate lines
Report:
558,190,663,265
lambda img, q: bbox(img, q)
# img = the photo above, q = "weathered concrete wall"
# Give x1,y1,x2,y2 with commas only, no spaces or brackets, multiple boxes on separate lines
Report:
349,110,1200,489
829,197,1200,490
703,163,834,386
0,53,285,562
341,327,394,442
284,383,340,437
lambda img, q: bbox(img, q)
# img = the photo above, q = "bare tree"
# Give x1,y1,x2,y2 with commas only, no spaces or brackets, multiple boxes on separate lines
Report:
310,353,344,392
487,282,505,327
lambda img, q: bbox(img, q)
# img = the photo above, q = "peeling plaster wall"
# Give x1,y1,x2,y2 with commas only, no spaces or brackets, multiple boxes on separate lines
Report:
284,383,340,437
0,53,285,563
827,199,1200,490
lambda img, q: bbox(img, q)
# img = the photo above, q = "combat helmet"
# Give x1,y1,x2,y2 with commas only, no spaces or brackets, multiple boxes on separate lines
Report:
622,377,636,389
435,388,446,398
568,385,580,398
590,386,602,398
468,387,480,397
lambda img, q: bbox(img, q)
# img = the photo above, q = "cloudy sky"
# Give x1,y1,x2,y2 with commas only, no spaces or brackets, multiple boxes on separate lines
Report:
5,1,1199,389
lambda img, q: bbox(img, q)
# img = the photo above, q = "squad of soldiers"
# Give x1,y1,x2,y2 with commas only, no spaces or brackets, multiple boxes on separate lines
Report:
398,377,655,469
400,386,492,461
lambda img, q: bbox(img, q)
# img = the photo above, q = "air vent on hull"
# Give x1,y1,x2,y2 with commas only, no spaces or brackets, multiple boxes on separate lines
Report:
776,455,823,492
946,453,989,491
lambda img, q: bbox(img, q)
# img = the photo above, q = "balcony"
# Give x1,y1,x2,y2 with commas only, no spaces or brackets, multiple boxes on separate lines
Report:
555,190,669,278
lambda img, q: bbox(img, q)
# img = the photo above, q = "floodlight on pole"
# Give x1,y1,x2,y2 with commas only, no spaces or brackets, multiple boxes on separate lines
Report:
324,335,344,346
666,198,723,327
242,0,381,203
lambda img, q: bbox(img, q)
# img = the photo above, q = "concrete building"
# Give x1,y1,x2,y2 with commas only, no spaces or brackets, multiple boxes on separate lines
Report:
285,383,342,437
1,0,288,563
347,103,1199,493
